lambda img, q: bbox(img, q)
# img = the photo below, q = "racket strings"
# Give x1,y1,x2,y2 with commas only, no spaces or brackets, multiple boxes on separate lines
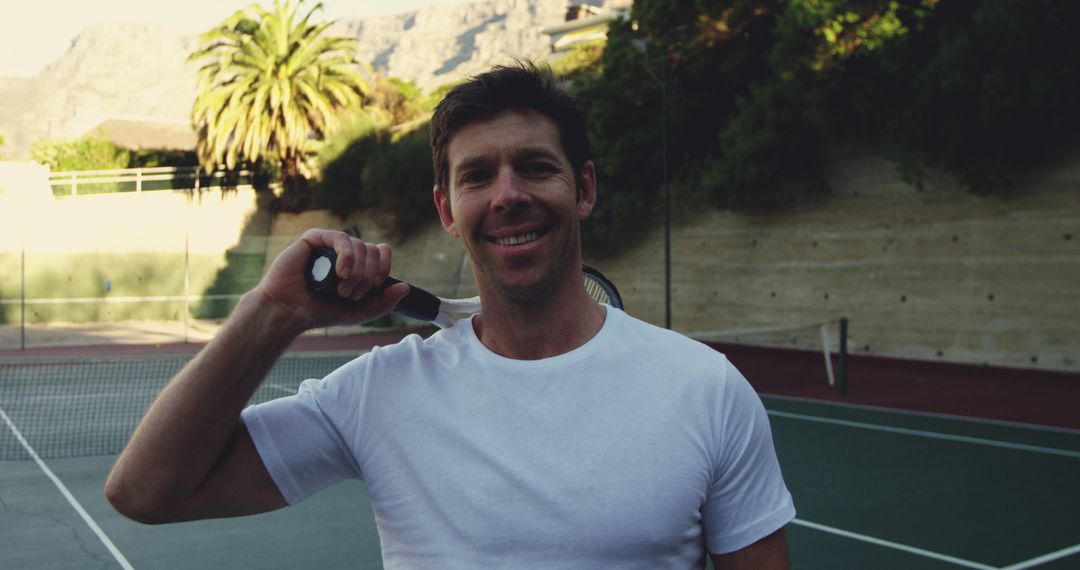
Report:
584,278,612,306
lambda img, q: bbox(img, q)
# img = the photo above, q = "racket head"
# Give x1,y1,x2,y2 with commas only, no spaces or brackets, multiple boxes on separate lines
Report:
582,265,623,309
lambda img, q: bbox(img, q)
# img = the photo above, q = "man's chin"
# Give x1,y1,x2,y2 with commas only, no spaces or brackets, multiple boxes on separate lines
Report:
490,276,555,304
482,265,560,305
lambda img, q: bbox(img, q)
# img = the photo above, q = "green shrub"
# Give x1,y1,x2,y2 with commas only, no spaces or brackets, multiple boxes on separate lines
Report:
315,121,435,240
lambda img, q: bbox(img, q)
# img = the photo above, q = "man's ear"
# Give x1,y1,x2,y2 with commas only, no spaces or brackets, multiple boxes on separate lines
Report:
434,185,459,238
576,161,597,220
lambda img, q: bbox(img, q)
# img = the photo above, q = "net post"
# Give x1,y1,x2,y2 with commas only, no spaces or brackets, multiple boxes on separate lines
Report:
837,317,848,395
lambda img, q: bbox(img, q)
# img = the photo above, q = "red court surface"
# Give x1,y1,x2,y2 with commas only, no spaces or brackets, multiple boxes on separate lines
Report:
709,341,1080,431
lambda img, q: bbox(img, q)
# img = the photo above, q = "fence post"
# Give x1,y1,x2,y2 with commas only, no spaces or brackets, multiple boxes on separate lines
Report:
184,234,190,343
837,317,848,396
20,246,26,350
136,168,142,193
70,172,77,197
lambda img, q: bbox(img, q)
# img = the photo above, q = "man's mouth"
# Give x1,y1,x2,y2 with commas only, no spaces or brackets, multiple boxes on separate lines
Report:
494,231,541,246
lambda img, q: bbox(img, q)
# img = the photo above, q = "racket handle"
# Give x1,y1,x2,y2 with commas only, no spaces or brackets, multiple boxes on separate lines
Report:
306,247,441,322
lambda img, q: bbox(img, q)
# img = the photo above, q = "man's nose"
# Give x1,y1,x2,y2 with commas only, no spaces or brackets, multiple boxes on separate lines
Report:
491,169,529,211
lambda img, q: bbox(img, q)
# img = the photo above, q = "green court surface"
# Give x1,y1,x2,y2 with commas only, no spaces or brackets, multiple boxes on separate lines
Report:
766,396,1080,569
2,392,1078,568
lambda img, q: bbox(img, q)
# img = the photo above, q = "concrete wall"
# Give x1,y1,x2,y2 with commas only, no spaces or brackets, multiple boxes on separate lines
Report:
0,182,267,320
596,153,1079,372
0,180,264,255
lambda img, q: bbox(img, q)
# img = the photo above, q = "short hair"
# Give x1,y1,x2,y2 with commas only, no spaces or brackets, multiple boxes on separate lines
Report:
430,61,592,192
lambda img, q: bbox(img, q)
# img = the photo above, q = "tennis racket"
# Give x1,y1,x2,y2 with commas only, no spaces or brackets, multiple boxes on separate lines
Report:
306,247,622,328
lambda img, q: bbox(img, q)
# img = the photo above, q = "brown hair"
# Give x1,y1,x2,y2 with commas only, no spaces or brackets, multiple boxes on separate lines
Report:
430,61,592,192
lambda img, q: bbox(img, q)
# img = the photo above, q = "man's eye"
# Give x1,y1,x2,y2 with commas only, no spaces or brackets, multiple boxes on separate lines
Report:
460,170,490,185
522,162,556,176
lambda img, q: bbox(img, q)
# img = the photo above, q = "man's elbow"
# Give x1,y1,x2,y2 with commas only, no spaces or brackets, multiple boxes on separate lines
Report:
104,472,184,525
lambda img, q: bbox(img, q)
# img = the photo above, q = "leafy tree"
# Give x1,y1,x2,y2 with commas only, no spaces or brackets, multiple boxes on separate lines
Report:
315,120,433,240
574,0,785,254
128,149,199,168
366,76,436,126
188,0,370,210
28,136,132,194
311,77,461,239
835,0,1080,193
548,40,606,83
30,136,132,172
305,0,1080,258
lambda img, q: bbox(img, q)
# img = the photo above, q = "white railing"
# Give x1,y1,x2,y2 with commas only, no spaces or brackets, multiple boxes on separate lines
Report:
48,166,254,197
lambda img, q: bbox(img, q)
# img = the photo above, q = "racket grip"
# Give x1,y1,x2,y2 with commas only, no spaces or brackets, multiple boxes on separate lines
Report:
306,247,441,322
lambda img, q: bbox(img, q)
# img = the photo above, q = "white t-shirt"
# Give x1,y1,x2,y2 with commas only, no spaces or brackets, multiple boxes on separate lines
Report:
242,307,795,569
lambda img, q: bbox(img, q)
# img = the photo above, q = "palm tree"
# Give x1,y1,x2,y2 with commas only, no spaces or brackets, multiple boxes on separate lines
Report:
189,0,369,208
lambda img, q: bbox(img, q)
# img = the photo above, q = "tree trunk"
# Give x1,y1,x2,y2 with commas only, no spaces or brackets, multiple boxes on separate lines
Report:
276,155,310,212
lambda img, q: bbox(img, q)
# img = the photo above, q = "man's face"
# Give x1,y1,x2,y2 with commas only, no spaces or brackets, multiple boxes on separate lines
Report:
434,109,596,303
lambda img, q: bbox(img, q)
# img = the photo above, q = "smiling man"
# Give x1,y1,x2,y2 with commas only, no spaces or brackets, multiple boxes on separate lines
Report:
435,105,603,358
106,63,795,569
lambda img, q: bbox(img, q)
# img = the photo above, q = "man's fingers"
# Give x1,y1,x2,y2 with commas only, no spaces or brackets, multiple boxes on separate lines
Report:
376,243,393,282
355,244,383,300
336,237,355,280
319,239,393,302
338,281,409,324
296,231,397,303
382,282,412,311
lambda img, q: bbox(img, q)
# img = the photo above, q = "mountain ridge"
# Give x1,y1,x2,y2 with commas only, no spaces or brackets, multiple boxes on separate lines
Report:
0,0,619,160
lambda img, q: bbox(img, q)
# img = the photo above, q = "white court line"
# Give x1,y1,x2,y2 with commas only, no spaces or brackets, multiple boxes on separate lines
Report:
762,394,1080,435
768,410,1080,459
791,518,997,569
1000,542,1080,570
0,407,134,570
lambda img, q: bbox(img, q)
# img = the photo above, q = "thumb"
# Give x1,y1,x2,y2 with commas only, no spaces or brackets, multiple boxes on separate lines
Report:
378,282,413,313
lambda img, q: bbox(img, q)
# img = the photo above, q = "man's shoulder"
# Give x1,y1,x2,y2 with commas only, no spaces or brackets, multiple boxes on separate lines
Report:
611,309,727,359
367,321,470,362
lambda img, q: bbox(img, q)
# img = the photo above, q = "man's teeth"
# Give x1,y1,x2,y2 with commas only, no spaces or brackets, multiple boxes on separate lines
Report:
495,232,539,246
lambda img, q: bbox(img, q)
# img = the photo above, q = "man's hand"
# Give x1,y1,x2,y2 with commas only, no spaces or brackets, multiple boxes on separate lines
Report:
256,229,411,333
105,229,410,524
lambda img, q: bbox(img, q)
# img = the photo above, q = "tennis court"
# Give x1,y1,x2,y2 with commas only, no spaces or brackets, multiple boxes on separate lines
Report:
2,347,1078,569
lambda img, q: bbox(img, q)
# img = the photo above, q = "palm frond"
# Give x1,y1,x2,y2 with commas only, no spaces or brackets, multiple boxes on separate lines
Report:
188,0,368,180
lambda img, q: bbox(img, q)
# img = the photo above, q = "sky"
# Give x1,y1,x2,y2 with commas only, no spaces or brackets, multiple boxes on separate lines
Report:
0,0,477,77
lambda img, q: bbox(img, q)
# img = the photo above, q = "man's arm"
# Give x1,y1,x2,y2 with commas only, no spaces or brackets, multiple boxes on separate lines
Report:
710,527,790,570
105,229,409,524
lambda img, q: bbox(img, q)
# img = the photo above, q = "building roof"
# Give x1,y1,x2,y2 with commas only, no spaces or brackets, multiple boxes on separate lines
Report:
542,2,633,52
86,115,196,151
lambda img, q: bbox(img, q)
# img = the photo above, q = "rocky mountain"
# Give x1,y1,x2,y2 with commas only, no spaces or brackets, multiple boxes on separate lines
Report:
0,0,622,160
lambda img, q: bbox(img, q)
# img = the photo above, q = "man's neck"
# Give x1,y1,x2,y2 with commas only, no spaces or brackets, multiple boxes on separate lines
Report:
472,284,607,360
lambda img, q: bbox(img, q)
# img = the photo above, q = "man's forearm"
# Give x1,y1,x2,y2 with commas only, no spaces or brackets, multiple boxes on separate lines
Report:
106,231,407,522
105,291,302,519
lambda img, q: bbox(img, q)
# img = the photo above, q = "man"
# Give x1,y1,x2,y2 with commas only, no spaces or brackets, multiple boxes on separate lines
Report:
106,63,795,568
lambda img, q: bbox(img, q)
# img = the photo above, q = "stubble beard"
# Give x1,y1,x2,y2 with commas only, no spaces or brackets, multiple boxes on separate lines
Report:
470,220,580,306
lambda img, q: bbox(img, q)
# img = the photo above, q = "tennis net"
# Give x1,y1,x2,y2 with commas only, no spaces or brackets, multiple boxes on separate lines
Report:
1,319,849,461
688,317,849,395
0,352,359,460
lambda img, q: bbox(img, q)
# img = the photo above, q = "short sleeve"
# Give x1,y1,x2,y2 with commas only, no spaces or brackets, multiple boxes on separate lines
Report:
702,360,796,554
241,363,365,505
